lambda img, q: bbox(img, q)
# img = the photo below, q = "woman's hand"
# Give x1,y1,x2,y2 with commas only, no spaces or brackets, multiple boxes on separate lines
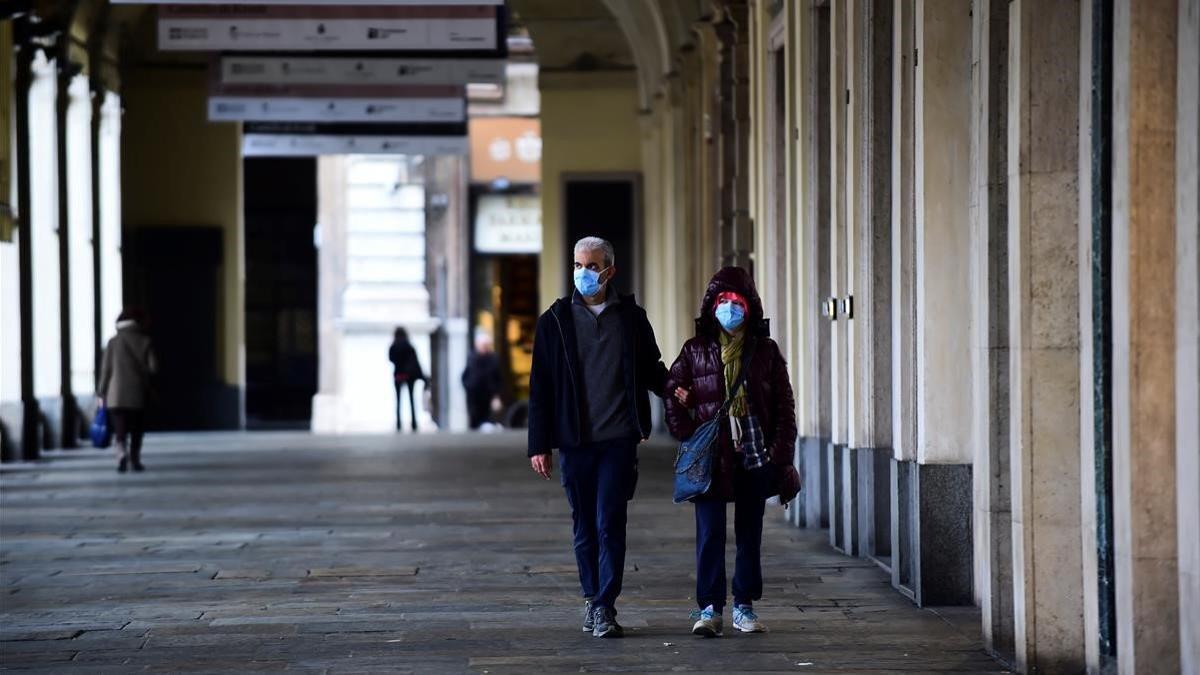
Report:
674,387,692,407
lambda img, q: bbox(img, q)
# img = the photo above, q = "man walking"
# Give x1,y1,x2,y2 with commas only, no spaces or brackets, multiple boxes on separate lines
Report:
528,236,668,638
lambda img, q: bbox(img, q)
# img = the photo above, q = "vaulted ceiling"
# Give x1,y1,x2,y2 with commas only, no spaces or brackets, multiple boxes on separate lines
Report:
510,0,712,108
507,0,633,72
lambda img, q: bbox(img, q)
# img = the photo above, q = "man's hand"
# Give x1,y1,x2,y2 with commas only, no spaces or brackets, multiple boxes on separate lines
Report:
531,453,553,480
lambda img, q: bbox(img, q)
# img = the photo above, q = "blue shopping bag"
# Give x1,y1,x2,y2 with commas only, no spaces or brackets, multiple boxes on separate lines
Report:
90,405,112,449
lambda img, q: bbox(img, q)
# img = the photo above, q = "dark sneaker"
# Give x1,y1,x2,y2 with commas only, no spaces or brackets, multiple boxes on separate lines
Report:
117,457,128,473
592,606,624,638
582,599,595,632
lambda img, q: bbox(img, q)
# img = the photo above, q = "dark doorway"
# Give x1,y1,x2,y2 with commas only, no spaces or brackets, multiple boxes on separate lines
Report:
243,158,318,429
562,176,639,297
125,226,233,430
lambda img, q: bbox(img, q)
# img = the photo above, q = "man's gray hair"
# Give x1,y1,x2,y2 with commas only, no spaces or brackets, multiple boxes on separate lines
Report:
573,236,615,268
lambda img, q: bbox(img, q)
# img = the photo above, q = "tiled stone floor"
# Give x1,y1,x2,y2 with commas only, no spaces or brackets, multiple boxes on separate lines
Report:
1,432,1006,673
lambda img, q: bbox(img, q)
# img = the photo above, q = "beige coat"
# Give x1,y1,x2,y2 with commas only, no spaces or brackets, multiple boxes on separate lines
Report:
97,322,158,409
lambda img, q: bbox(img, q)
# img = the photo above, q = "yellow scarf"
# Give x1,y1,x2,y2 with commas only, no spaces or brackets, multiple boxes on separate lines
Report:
719,330,748,417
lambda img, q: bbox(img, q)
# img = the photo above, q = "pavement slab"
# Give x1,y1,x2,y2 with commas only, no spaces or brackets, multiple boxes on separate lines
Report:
0,431,1007,673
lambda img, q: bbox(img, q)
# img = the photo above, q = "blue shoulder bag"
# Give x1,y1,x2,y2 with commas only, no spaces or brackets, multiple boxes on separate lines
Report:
672,345,755,504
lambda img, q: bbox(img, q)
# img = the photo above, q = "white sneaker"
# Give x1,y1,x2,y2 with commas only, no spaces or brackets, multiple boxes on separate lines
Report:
691,605,723,637
732,604,767,633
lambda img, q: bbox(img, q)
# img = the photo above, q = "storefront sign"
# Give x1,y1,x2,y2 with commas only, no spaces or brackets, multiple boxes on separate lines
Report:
159,5,501,51
219,55,505,86
468,117,540,184
474,194,541,253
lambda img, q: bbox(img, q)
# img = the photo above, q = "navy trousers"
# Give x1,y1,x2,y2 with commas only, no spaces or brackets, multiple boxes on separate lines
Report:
693,464,771,612
559,439,638,611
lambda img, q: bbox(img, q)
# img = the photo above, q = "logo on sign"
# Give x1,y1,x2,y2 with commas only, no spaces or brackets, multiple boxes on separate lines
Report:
515,132,542,163
489,138,512,161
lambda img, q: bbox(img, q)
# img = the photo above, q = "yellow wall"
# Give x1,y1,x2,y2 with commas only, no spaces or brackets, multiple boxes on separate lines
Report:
121,67,244,390
537,74,643,310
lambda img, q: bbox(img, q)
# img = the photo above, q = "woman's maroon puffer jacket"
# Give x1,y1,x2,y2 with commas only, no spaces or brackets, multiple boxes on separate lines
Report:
664,267,798,502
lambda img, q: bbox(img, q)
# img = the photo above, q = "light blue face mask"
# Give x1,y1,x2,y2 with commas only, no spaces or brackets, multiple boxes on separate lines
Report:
574,266,609,297
715,301,746,332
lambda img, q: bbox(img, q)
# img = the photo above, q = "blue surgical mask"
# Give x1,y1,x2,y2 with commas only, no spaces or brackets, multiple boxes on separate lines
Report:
574,266,608,297
715,301,745,332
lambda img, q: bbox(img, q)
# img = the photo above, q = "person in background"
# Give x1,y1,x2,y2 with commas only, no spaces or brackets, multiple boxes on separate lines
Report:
97,308,158,473
462,329,503,430
389,327,426,432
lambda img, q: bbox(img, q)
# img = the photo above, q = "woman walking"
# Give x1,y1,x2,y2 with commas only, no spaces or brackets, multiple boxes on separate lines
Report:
97,308,158,473
665,267,797,637
388,327,427,432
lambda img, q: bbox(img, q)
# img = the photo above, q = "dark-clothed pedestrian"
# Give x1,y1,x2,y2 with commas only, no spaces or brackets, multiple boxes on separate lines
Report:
527,236,669,639
389,327,426,432
462,330,502,430
97,308,159,473
665,267,798,637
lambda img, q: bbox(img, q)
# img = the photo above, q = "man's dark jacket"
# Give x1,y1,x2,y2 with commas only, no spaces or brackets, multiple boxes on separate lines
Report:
527,292,668,457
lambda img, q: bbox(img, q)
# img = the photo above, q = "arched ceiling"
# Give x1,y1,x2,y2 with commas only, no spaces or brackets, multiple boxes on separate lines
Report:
510,0,711,110
508,0,635,73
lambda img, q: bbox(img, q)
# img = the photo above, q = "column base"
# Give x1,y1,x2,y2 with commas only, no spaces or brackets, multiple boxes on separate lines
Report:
827,442,843,549
801,436,829,529
891,458,974,606
0,400,30,462
37,396,64,449
856,447,894,570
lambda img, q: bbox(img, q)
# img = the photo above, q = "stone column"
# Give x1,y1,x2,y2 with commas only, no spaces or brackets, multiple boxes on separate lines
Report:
1175,2,1199,671
800,2,832,531
910,0,973,606
845,0,893,563
54,41,77,449
13,20,40,460
969,0,1013,658
1111,0,1180,671
1007,1,1085,670
828,0,851,552
423,155,468,432
889,0,916,592
715,14,737,265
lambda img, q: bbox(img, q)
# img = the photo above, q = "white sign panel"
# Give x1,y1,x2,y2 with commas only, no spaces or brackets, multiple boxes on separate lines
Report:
474,194,541,254
159,5,500,51
209,97,464,122
220,56,505,86
122,0,503,4
243,133,468,157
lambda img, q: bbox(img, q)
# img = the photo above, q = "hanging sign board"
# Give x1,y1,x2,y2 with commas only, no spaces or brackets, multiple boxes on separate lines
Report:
242,122,468,157
474,193,542,253
121,0,502,4
208,83,465,122
243,134,468,156
159,5,502,51
219,55,505,86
